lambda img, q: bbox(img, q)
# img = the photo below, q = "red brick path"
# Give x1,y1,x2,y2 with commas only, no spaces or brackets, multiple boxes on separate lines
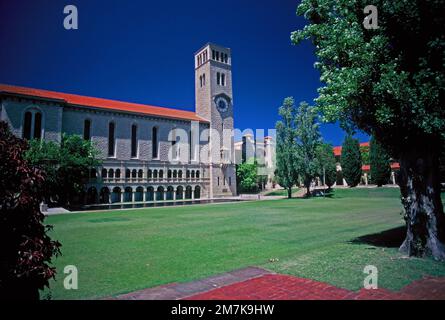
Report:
186,274,445,300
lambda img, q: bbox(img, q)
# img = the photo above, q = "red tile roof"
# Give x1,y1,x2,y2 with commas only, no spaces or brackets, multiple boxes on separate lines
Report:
362,163,400,171
333,142,370,156
0,84,208,122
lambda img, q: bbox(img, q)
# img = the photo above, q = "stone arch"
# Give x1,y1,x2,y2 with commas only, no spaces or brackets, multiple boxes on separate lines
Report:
146,186,155,201
185,185,192,199
176,186,184,200
194,185,201,199
124,187,133,202
99,187,110,204
166,186,174,200
135,186,144,202
111,187,122,203
156,186,165,201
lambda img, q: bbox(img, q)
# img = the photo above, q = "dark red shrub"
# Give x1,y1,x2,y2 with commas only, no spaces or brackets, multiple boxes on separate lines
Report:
0,121,61,300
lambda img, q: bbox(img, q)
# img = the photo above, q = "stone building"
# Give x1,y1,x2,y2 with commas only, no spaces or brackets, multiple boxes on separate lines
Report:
0,43,237,205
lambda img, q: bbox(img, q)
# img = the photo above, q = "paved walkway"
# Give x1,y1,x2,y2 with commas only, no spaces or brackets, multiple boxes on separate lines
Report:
110,267,445,300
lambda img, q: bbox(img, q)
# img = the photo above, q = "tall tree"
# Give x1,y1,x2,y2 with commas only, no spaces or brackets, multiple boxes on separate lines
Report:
236,162,259,193
0,121,61,300
25,134,100,206
341,135,362,187
295,102,321,196
370,136,391,186
292,0,445,258
316,143,337,190
275,97,299,198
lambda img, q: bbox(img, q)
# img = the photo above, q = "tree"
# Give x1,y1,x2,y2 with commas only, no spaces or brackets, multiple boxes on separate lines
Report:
275,97,299,198
340,136,362,187
0,121,61,300
25,134,100,206
295,102,321,196
292,0,445,259
236,162,259,193
370,136,391,186
316,143,337,189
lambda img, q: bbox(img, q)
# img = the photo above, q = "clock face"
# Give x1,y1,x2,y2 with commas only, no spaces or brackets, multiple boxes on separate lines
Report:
215,96,229,113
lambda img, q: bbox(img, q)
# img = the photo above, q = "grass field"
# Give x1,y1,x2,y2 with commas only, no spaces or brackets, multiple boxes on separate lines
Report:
263,187,300,196
42,187,445,300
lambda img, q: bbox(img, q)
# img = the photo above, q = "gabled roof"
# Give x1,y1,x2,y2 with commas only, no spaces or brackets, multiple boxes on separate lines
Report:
0,84,208,123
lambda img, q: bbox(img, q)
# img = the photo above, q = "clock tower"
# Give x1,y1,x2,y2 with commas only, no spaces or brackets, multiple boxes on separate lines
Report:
195,43,236,197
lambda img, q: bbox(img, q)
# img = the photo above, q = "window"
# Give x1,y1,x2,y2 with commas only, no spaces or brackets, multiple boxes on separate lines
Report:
224,53,228,63
229,177,231,186
202,74,205,86
221,73,226,86
84,119,91,140
212,49,216,60
126,169,131,178
223,176,226,185
216,51,219,61
217,72,221,85
152,127,158,159
34,112,42,139
200,75,203,87
23,111,32,140
131,124,138,158
23,110,43,140
217,177,220,186
108,122,115,157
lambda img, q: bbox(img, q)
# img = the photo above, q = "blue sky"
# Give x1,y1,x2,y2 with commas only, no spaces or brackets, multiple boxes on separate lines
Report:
0,0,368,146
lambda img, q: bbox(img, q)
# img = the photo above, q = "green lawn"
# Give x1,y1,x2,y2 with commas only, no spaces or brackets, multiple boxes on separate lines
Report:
43,187,445,299
264,187,300,196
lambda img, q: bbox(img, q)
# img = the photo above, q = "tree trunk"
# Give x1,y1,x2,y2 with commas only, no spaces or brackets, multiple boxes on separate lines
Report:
306,185,311,197
398,148,445,260
287,187,292,199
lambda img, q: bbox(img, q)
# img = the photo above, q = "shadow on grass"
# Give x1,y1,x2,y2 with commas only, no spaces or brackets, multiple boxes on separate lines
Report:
350,226,406,248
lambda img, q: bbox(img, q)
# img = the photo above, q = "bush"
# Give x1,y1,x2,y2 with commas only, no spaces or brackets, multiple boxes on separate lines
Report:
0,121,61,300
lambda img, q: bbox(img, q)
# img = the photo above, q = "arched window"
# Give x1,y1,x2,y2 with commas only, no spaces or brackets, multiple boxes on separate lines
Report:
153,170,158,178
168,170,172,179
178,170,183,179
196,170,200,179
115,169,121,178
159,170,164,179
191,170,195,179
131,124,138,158
84,119,91,140
132,169,137,178
23,111,32,140
34,112,42,139
108,169,114,178
217,72,221,85
126,169,131,178
108,122,115,157
23,110,43,140
138,169,143,178
101,168,107,178
221,73,226,86
152,127,158,159
148,170,152,179
173,170,177,178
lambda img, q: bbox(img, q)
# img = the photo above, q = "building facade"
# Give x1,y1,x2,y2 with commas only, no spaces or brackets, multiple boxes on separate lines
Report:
0,43,237,205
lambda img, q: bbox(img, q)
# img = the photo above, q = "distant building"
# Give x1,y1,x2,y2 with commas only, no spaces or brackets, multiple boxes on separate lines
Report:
333,142,399,186
0,43,237,204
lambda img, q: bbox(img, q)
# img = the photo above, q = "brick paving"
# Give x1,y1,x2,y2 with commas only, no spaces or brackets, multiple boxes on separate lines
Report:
110,267,445,300
186,273,445,300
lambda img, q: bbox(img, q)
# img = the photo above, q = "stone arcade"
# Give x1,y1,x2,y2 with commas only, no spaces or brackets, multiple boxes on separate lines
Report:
0,43,237,205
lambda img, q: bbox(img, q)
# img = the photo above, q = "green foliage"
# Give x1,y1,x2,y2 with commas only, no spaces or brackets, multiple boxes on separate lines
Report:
341,135,362,187
292,0,445,156
294,101,322,194
360,145,370,165
370,136,391,186
236,162,259,193
316,143,337,188
275,97,299,197
25,134,101,206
